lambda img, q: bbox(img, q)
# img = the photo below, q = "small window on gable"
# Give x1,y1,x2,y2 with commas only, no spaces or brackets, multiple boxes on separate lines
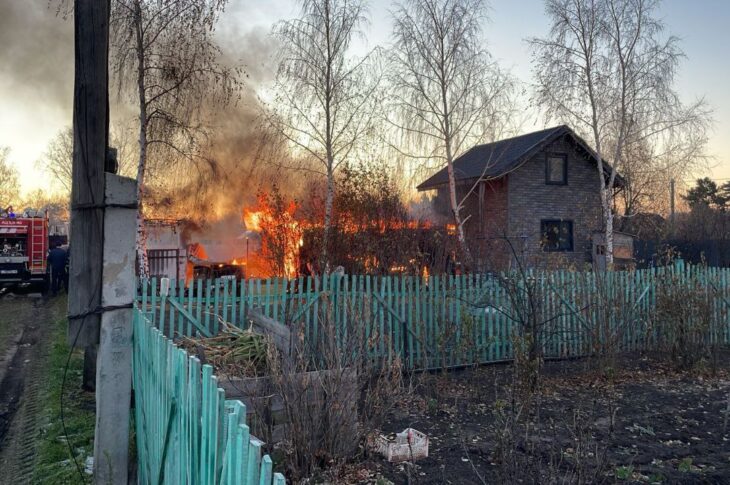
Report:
541,220,573,252
546,153,567,185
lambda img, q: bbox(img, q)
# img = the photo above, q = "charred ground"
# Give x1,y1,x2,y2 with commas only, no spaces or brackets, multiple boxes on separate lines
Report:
344,355,730,484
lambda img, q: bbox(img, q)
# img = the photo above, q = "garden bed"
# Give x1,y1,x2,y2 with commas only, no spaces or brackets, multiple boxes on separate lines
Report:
355,353,730,484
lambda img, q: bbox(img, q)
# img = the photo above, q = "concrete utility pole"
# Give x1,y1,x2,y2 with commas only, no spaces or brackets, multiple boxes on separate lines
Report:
70,1,138,483
95,174,136,484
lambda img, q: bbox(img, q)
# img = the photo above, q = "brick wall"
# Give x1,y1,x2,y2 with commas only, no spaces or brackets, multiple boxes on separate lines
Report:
460,178,510,270
434,179,510,270
429,135,605,271
506,136,602,269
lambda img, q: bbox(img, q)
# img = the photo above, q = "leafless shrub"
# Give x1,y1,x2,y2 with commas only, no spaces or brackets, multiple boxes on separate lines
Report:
491,394,528,482
560,405,612,484
653,268,716,371
491,368,615,485
579,271,649,377
433,309,480,372
269,292,405,480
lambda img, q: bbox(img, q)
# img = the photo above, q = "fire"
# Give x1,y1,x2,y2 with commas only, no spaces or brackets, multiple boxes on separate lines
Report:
241,196,303,278
237,188,453,278
244,210,263,232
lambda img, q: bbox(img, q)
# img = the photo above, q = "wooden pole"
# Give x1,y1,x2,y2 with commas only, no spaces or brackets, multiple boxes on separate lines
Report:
68,0,110,348
70,1,137,482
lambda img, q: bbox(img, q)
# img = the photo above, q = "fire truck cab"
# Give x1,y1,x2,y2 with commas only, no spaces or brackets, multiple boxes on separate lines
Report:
0,208,49,290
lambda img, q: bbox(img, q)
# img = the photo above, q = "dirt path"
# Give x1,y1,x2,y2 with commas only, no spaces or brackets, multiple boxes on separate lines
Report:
0,294,65,483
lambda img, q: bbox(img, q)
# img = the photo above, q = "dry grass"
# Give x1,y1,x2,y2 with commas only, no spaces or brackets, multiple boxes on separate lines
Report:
178,322,271,377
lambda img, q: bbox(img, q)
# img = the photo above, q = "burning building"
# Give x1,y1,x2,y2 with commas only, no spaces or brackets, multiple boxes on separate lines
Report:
145,219,192,282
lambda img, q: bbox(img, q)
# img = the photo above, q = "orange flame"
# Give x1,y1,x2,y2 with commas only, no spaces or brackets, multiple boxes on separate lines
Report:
244,210,263,232
241,199,303,278
239,189,442,277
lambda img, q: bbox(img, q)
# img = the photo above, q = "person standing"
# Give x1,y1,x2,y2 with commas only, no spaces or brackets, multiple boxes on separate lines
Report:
63,245,70,292
47,243,67,296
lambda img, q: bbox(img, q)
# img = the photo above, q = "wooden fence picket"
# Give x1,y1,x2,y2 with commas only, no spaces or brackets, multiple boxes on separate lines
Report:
137,263,730,371
132,309,283,484
133,264,730,480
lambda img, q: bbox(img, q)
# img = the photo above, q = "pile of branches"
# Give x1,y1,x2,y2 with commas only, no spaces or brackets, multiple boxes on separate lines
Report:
180,322,271,377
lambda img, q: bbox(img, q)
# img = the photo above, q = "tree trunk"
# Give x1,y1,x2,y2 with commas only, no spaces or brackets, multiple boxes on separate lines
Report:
134,0,149,277
590,119,614,271
321,162,335,273
603,188,614,267
135,137,147,276
438,50,472,268
446,158,471,266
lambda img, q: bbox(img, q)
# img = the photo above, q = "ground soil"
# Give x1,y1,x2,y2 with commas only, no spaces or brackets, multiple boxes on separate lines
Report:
349,354,730,485
0,292,65,482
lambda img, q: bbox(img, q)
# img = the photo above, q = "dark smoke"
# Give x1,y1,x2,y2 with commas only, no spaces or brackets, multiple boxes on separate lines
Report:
1,1,313,260
0,2,74,122
142,20,309,255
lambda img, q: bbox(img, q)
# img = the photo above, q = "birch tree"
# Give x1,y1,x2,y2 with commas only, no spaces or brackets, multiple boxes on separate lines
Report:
37,126,136,193
111,0,239,276
530,0,709,266
389,0,515,264
265,0,380,270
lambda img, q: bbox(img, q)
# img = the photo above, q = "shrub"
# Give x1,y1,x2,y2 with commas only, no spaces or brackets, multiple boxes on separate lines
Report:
270,293,405,479
653,269,716,370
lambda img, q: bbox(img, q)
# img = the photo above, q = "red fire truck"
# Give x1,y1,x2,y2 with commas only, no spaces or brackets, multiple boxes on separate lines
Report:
0,208,49,290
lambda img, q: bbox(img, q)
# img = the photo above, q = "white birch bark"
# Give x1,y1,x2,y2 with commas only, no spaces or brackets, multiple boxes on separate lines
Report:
133,0,149,277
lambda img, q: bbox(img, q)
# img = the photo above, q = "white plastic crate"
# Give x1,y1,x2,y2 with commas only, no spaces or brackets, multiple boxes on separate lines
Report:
377,428,429,462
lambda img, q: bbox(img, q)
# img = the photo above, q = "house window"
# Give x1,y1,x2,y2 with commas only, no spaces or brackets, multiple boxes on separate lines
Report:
541,220,573,252
545,153,567,185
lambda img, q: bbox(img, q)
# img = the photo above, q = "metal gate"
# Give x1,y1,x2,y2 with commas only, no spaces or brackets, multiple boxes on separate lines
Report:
148,248,181,280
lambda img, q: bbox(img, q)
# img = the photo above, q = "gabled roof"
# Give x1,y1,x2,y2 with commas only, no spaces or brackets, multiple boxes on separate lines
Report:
417,125,624,191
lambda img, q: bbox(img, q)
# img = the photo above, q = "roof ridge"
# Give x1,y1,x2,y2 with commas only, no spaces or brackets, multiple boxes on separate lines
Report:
469,125,566,150
416,124,626,192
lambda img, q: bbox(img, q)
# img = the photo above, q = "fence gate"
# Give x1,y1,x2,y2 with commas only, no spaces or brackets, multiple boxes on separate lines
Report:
148,248,181,280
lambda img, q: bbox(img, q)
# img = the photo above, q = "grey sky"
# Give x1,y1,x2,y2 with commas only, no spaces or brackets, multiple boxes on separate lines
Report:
0,0,727,195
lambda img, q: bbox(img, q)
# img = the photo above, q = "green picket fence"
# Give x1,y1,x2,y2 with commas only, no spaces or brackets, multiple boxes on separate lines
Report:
137,262,730,370
133,308,286,485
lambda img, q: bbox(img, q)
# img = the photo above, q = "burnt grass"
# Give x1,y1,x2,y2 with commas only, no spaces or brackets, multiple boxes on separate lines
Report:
353,353,730,485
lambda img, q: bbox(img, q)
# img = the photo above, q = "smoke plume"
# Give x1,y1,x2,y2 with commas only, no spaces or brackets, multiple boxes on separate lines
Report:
0,2,74,115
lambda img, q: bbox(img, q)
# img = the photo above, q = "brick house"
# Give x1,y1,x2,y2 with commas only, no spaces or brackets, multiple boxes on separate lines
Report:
417,125,632,270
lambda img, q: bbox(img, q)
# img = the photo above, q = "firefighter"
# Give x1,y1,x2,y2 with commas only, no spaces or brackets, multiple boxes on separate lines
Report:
63,245,70,291
47,242,67,296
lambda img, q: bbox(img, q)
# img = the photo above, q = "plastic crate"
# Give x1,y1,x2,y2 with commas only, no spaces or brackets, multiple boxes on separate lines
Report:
377,428,428,462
